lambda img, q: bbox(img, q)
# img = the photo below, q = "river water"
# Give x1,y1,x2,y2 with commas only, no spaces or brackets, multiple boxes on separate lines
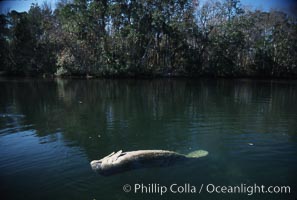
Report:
0,78,296,199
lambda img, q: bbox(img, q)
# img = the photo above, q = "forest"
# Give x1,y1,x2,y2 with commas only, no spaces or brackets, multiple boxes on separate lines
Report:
0,0,296,78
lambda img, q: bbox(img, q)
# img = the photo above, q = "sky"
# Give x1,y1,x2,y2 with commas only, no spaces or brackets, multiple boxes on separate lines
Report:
241,0,297,14
0,0,58,13
0,0,296,15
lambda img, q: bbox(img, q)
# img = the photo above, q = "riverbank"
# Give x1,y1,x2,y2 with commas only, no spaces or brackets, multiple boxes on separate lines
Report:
1,71,297,80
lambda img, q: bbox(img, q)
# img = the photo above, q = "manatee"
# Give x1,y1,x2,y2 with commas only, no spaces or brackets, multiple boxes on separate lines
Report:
90,149,208,176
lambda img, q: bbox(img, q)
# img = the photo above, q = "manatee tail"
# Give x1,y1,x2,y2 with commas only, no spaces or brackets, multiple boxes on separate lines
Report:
186,150,208,158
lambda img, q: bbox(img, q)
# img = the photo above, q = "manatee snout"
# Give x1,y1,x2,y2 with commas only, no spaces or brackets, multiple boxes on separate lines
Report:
90,160,102,171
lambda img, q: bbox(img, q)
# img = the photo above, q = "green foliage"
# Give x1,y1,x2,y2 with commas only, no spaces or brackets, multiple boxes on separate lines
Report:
2,4,57,75
0,0,296,77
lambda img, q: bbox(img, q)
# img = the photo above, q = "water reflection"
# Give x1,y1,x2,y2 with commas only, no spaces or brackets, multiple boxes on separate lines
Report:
1,78,297,150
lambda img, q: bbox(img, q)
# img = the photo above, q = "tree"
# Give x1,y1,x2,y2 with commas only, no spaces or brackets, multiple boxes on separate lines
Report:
0,0,296,78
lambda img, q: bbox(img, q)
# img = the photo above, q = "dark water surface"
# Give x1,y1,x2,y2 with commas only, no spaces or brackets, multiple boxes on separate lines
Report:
0,78,297,200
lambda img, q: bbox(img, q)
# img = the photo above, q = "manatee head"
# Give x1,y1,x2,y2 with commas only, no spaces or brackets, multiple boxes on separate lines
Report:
90,159,119,175
186,150,208,158
90,160,103,171
90,150,124,175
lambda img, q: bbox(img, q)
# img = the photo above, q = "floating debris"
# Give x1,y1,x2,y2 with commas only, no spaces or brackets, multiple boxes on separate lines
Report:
248,143,254,146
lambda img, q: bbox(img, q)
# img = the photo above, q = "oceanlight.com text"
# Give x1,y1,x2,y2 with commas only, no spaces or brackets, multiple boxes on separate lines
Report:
123,183,291,196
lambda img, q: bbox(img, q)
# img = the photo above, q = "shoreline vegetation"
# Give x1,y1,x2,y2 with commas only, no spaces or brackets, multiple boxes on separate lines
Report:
0,0,297,78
